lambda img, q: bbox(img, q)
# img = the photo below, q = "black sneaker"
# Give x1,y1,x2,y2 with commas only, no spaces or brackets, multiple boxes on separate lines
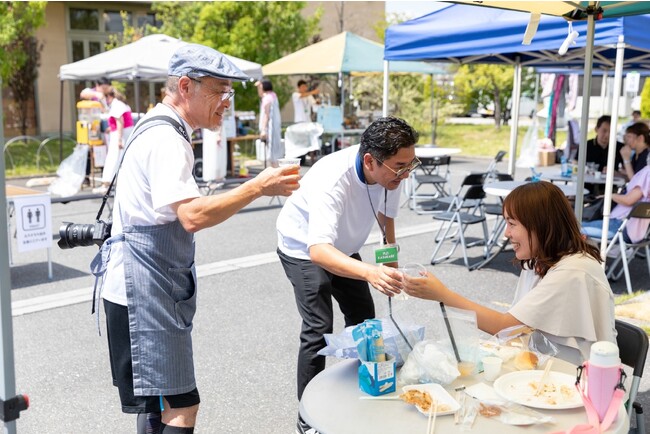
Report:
296,415,319,434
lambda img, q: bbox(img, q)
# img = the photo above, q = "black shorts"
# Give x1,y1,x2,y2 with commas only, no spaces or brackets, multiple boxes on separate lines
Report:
104,300,201,414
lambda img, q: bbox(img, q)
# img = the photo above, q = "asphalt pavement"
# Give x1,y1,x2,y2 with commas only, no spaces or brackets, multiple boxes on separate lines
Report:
4,154,649,433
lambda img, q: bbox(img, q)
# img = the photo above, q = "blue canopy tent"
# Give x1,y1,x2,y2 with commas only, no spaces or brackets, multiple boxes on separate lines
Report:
383,3,650,231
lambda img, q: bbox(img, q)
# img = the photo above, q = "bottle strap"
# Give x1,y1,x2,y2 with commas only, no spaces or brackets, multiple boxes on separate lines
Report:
575,361,626,432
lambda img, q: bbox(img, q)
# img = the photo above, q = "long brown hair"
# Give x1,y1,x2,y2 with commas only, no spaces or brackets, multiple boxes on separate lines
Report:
502,182,601,277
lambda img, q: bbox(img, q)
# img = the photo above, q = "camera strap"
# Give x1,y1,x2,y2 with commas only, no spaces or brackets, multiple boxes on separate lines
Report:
95,115,190,221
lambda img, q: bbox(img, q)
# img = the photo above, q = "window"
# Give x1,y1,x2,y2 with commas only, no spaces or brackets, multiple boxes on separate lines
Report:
104,10,132,33
72,40,85,62
70,8,99,30
137,13,157,28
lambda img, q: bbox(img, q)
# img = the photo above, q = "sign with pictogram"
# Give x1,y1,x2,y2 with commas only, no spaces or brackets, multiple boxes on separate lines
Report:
12,194,52,252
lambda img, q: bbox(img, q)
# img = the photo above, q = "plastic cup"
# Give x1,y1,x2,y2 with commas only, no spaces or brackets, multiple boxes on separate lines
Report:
482,356,503,381
400,263,427,278
594,171,602,180
278,158,301,184
458,361,476,377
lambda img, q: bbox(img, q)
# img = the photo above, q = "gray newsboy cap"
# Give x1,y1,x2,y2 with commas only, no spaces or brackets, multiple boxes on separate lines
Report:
168,43,249,82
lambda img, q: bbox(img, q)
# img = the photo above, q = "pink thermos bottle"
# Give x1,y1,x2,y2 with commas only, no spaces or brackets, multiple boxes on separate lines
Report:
587,341,621,422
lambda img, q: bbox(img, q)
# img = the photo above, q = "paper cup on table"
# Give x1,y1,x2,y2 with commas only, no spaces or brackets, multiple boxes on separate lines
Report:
397,263,427,301
481,356,503,381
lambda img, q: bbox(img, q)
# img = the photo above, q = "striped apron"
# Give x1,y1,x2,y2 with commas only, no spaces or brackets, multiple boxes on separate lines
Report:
122,219,197,396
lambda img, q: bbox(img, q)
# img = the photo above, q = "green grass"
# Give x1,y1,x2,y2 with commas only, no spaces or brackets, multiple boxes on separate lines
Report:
614,291,645,305
419,123,567,158
4,136,77,178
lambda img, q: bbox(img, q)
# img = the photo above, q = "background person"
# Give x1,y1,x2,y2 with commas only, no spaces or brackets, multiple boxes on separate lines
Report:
255,79,283,167
94,43,299,434
585,115,624,174
402,182,616,366
93,87,135,194
620,121,650,181
582,163,650,246
292,79,319,124
80,77,111,187
276,116,418,434
617,109,641,142
292,79,320,166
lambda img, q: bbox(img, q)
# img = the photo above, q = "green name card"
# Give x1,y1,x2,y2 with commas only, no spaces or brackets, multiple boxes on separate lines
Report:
375,246,398,264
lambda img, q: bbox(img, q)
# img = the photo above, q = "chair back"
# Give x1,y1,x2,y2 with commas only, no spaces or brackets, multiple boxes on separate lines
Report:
615,320,648,379
629,202,650,220
495,173,513,181
463,184,486,201
461,173,488,187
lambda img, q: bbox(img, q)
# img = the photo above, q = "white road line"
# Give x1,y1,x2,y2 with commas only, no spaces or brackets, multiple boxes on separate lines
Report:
12,218,500,316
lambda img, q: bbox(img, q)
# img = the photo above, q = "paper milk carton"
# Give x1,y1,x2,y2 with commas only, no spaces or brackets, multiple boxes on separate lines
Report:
358,354,397,396
353,319,397,396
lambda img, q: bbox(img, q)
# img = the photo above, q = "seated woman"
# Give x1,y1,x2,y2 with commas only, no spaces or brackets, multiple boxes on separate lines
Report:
582,163,650,244
620,122,650,181
402,182,616,365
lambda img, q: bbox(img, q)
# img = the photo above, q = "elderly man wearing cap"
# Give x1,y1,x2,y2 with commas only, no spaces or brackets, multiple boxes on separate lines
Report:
93,43,299,433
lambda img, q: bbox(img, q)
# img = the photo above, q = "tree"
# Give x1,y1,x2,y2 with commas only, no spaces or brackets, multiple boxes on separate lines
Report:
150,1,321,111
0,1,46,135
640,79,650,119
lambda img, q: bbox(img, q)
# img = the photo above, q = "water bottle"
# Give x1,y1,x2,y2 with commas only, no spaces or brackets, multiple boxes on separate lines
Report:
561,156,569,177
587,341,621,422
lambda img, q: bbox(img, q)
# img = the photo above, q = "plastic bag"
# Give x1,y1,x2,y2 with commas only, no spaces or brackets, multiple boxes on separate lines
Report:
488,325,559,370
48,144,89,197
478,401,555,425
317,319,425,366
399,340,460,385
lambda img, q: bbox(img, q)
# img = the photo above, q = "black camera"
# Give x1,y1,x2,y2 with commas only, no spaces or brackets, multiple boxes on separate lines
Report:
57,220,112,250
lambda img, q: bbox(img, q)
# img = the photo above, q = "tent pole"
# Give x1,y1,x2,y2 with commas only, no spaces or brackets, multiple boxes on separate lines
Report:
0,75,19,434
59,80,64,163
574,10,596,221
600,71,609,117
430,73,435,144
382,61,389,117
599,35,626,261
508,58,522,176
134,79,141,114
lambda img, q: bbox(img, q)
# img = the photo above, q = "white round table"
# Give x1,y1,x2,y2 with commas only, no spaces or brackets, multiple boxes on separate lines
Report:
542,173,626,187
415,146,461,158
483,180,589,198
299,358,628,434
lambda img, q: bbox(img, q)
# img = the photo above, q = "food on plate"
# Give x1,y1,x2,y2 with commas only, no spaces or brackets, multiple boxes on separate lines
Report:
399,390,451,413
514,351,538,370
479,403,502,418
527,381,576,405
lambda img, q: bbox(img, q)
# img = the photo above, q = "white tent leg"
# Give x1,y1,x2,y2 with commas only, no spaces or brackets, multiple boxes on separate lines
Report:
508,58,522,177
574,11,596,222
600,35,626,261
382,61,389,117
0,76,19,434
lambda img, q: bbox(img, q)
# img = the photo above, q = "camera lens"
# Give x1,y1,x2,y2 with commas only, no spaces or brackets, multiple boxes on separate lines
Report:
57,222,98,249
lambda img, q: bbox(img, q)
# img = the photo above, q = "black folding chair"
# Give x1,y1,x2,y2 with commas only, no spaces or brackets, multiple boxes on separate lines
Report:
615,320,648,434
430,182,490,270
406,155,451,213
597,202,650,295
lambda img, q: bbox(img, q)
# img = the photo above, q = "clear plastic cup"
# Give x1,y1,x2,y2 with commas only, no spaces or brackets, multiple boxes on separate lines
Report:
396,263,427,301
278,158,301,184
481,356,503,381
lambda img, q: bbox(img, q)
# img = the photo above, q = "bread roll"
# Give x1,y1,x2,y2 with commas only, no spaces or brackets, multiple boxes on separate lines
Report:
514,351,538,370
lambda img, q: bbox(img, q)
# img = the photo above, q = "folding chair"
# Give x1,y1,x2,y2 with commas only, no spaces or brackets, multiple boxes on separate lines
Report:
430,182,490,270
484,150,507,182
599,202,650,295
615,320,648,434
406,155,451,212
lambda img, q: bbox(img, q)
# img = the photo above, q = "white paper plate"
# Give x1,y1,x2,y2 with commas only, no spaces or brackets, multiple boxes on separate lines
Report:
401,384,460,416
493,370,583,410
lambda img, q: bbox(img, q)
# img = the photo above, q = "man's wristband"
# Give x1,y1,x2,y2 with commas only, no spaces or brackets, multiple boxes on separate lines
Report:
623,160,631,164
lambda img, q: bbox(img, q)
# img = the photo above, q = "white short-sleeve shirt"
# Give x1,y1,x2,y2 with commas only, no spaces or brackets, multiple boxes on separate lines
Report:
101,104,201,306
276,145,401,260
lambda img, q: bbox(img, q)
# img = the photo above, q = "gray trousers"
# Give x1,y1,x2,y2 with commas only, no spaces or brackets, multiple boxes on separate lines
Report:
277,249,375,400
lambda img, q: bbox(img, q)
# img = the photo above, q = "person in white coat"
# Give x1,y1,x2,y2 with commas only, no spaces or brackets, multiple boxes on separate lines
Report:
256,79,283,167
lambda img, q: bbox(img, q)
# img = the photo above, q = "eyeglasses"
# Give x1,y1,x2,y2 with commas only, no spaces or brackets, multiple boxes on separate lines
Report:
379,157,421,177
188,77,235,101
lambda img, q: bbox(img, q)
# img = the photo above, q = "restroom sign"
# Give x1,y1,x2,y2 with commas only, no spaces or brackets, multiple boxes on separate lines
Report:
12,194,52,252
